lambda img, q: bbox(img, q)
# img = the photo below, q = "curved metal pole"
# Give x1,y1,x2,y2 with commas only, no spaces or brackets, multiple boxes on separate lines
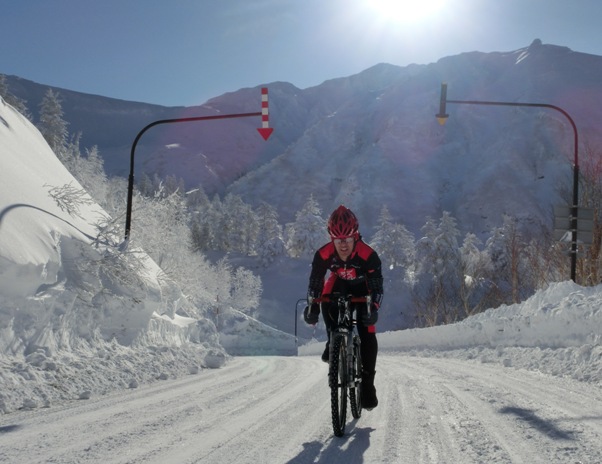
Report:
437,84,579,281
125,111,261,241
295,298,307,353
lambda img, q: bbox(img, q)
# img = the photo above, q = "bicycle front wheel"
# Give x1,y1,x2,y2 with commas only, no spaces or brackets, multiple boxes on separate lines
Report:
349,336,362,419
329,334,347,437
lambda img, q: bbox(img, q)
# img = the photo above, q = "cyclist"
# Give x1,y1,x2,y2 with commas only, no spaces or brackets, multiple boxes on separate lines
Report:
304,205,383,410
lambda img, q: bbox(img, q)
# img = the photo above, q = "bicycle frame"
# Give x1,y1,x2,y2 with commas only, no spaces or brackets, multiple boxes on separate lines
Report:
326,295,369,375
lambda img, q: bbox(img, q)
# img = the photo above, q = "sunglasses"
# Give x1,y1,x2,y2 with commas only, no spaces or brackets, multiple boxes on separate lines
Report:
332,236,355,246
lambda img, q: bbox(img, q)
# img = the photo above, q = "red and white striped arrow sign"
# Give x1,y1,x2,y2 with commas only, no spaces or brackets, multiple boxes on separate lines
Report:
257,87,274,141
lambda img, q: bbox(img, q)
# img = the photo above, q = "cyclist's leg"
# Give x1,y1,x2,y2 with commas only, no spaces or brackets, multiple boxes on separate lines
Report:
357,323,377,372
357,324,378,409
320,301,334,362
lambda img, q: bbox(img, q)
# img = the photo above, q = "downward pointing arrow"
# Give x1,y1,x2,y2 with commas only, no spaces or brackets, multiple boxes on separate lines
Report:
257,127,274,141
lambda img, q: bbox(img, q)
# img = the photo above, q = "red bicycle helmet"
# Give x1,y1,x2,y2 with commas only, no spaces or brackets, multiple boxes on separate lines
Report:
328,205,359,238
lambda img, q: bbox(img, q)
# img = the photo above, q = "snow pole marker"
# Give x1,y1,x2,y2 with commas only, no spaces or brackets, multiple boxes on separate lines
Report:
257,87,274,141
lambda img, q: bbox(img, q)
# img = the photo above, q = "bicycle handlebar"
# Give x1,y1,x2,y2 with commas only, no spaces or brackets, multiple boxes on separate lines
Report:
311,294,372,324
312,295,370,304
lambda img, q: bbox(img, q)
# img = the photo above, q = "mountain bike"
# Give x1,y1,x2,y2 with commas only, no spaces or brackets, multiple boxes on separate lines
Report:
313,293,371,437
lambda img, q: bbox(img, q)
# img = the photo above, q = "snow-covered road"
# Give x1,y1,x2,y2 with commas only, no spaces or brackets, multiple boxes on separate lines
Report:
1,354,601,464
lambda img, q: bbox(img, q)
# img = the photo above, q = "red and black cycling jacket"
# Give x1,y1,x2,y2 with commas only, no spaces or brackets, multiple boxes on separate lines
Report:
308,237,384,324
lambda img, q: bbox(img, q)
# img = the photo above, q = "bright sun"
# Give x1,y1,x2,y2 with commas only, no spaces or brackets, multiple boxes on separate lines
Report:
365,0,447,24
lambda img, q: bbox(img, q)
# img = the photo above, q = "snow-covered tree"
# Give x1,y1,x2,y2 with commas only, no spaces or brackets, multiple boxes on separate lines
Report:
0,74,30,118
255,201,286,267
458,232,497,317
214,258,233,309
413,212,464,326
460,233,485,278
186,184,211,211
103,176,128,219
136,173,163,198
285,195,327,259
231,267,262,316
371,205,415,271
205,195,224,251
435,211,462,277
190,215,211,253
62,138,109,208
220,194,258,254
38,88,68,159
132,191,192,276
486,215,522,303
162,174,185,197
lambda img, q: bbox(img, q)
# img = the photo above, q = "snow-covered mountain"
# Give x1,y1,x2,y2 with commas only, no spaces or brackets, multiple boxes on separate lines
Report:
6,40,602,237
227,40,602,235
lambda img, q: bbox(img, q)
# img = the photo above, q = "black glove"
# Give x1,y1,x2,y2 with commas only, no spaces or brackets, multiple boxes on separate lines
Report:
361,302,379,326
303,304,320,325
307,286,321,300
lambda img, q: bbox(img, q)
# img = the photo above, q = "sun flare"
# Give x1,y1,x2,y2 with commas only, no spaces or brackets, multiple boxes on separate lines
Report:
364,0,447,24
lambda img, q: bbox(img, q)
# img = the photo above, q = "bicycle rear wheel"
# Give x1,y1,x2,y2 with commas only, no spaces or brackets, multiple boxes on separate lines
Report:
329,334,347,437
349,336,362,419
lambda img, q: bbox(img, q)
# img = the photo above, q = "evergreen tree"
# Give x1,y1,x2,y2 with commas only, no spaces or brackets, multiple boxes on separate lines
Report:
163,174,185,197
136,173,154,197
459,232,496,317
221,193,258,254
485,225,508,277
286,195,327,259
188,186,213,252
435,211,461,279
256,201,286,267
204,194,224,251
190,216,210,253
241,200,259,255
413,212,463,326
485,215,521,302
371,205,415,270
460,232,487,278
414,216,438,276
186,184,211,211
71,144,108,208
0,74,30,118
38,88,69,159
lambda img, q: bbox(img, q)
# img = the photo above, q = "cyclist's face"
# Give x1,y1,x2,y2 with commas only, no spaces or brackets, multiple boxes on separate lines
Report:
333,236,355,261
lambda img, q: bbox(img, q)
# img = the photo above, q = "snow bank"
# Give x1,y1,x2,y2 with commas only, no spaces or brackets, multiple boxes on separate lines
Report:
0,97,231,413
377,281,601,350
299,282,602,385
218,308,296,356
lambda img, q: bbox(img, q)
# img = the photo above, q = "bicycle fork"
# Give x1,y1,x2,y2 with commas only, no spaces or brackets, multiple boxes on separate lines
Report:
348,334,361,388
327,330,359,390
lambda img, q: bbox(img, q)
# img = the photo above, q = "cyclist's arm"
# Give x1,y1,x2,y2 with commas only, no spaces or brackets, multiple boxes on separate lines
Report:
308,249,328,300
366,251,384,305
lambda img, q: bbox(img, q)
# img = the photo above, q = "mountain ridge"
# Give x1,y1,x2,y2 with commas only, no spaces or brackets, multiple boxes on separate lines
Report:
5,41,602,237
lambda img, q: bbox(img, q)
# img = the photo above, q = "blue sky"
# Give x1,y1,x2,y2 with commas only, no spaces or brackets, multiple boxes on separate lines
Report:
2,0,601,107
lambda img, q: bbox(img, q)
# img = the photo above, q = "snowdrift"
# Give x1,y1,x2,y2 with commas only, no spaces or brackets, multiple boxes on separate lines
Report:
0,97,231,412
300,281,602,384
0,95,165,352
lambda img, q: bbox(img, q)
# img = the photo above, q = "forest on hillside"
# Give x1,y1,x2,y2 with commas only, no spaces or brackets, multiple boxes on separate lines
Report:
4,78,602,329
